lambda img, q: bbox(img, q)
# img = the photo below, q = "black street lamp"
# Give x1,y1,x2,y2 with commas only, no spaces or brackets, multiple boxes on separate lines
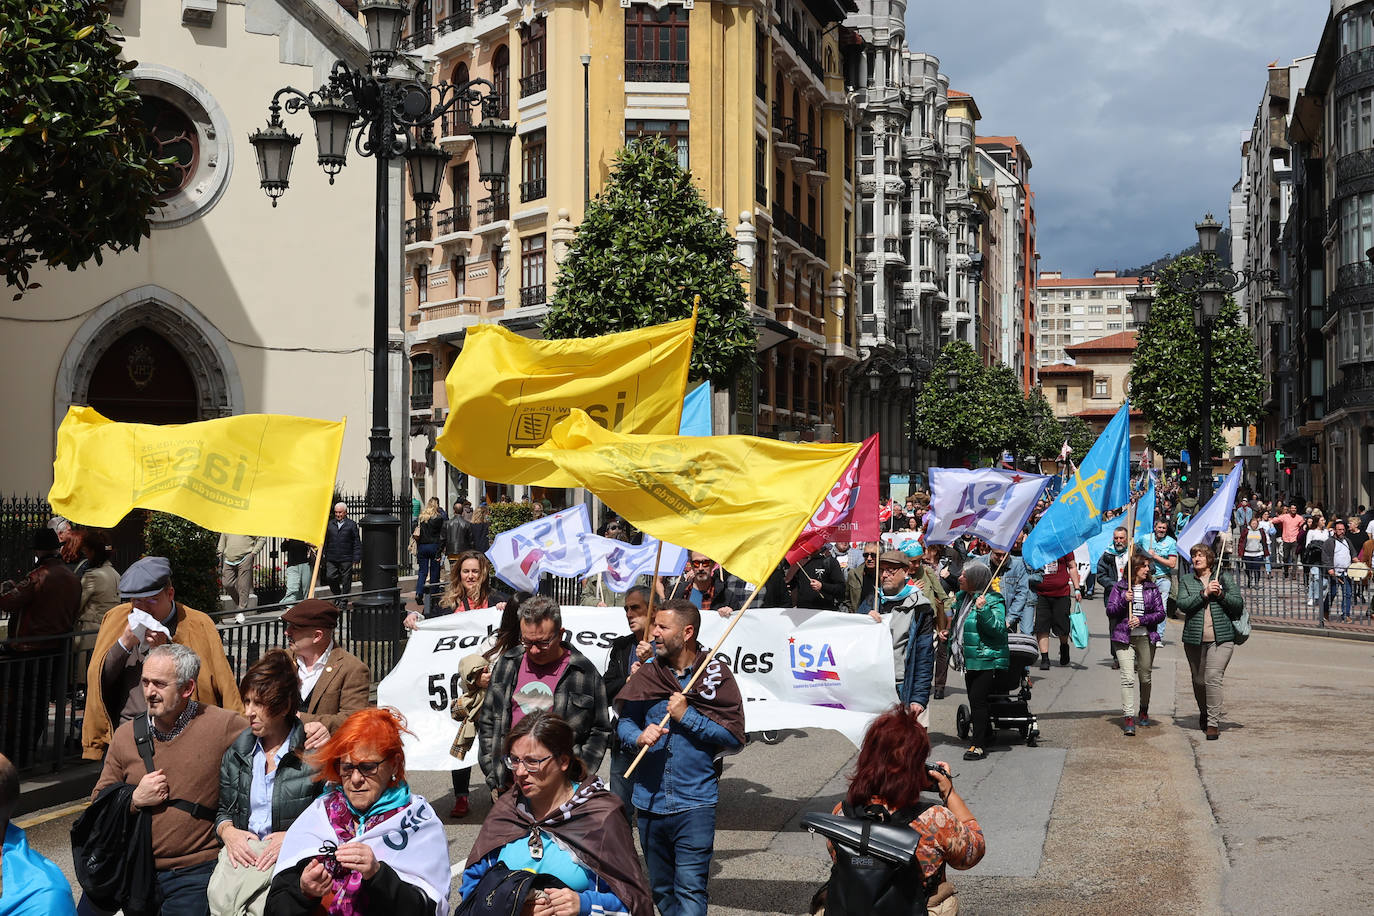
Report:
249,0,514,615
1130,213,1285,502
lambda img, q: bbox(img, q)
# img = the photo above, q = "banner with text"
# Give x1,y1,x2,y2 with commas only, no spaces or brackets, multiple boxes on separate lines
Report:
377,606,897,771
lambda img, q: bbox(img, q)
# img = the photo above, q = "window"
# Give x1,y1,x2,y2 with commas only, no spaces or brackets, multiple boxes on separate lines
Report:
492,45,510,118
520,19,547,96
1056,386,1067,403
451,255,466,296
452,162,470,228
521,129,546,202
1341,11,1374,55
626,119,689,170
139,97,198,199
520,234,546,307
1108,321,1122,330
755,29,768,99
1337,88,1374,155
492,245,504,296
755,135,768,204
1094,377,1109,398
625,5,689,82
1340,192,1374,265
411,354,434,409
413,265,428,304
1087,304,1103,314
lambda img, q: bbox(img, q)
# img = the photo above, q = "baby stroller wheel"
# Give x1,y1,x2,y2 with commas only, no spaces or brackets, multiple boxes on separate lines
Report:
956,704,971,741
1026,719,1039,747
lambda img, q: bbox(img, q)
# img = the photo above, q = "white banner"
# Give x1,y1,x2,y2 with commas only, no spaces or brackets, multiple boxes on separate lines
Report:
926,467,1050,551
377,606,897,771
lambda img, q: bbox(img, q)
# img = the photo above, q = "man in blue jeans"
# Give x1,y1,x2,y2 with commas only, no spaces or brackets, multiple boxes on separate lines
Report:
615,599,745,916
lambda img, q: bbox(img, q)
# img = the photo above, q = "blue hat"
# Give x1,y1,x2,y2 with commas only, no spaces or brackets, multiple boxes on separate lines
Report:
901,542,924,559
119,556,172,599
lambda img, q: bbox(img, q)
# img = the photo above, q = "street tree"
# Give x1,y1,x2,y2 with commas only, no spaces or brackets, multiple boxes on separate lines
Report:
979,363,1031,458
542,137,755,385
913,340,987,460
1,0,167,296
1129,255,1263,458
1024,386,1063,462
1059,415,1095,462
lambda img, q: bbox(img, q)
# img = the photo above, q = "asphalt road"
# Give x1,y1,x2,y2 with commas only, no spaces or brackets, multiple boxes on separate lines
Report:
17,613,1374,914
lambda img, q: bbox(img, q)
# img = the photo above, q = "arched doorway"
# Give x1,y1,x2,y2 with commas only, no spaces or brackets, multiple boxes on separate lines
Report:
86,326,200,424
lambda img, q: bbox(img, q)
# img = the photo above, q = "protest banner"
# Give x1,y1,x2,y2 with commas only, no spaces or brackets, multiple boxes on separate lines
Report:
376,606,897,771
924,467,1050,551
49,406,344,545
435,315,696,487
785,434,880,564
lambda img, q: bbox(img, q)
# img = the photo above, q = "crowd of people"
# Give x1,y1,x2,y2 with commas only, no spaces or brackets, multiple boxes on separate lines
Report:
2,473,1310,915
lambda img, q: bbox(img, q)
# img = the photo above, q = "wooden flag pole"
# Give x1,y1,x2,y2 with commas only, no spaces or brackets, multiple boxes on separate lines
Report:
979,549,1011,599
623,585,763,779
642,541,664,642
306,542,325,598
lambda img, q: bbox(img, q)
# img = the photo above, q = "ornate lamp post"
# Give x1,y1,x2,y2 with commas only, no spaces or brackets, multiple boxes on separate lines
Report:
1129,214,1286,501
248,0,513,613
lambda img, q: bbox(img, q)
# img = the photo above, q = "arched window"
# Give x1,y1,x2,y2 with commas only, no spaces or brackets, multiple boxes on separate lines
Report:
450,62,471,133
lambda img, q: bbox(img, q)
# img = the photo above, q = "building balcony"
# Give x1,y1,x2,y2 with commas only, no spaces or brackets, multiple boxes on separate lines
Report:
400,24,434,50
774,17,823,80
1327,364,1374,413
404,217,433,244
475,0,504,17
1336,46,1374,94
437,2,472,33
475,192,510,225
436,204,471,235
520,285,547,308
410,392,434,411
1332,260,1374,312
1336,148,1374,189
520,178,546,203
625,60,688,82
773,117,800,162
520,71,546,96
440,110,472,138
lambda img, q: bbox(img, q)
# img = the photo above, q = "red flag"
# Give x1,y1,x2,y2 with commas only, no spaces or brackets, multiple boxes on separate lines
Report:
785,434,880,564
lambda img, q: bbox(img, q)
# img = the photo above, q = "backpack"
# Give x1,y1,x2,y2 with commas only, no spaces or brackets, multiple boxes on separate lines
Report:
820,802,936,916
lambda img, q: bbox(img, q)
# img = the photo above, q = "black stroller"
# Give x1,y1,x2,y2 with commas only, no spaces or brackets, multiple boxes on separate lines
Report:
956,631,1040,747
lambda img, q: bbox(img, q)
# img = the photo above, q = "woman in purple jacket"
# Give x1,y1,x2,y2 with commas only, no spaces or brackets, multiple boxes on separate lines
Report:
1105,554,1166,736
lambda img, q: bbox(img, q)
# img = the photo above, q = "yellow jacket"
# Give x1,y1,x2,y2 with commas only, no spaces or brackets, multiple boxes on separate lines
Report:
81,601,244,759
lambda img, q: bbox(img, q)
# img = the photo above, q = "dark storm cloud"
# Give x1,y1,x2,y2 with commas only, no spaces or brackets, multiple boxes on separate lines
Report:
906,0,1328,274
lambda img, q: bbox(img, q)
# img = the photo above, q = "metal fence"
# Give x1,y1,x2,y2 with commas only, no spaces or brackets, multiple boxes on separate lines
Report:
0,494,414,603
1217,558,1374,627
0,588,404,774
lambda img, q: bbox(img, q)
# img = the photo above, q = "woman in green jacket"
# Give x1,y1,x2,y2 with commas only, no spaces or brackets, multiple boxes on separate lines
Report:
1175,543,1244,741
950,560,1009,761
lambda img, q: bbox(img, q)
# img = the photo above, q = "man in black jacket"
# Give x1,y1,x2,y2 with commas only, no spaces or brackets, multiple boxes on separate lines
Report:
321,504,361,597
601,586,653,810
443,500,474,568
663,552,746,616
787,547,846,611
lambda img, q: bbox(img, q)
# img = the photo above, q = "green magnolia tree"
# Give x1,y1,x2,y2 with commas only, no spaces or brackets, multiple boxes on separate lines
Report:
1,0,167,295
542,138,755,384
1059,416,1095,461
913,341,987,458
1129,255,1263,457
979,363,1031,458
1024,386,1062,461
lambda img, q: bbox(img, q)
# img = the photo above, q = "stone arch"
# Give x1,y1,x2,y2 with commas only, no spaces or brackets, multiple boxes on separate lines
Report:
55,285,243,431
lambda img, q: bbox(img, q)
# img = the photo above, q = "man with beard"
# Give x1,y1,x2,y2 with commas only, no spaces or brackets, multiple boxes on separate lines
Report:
616,599,745,916
845,543,880,614
663,552,744,617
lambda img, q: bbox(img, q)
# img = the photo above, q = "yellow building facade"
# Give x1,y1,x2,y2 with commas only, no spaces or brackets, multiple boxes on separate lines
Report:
399,0,859,505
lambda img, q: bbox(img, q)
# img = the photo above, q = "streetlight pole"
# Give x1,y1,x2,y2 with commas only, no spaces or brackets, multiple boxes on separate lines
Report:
248,0,513,613
1129,213,1283,504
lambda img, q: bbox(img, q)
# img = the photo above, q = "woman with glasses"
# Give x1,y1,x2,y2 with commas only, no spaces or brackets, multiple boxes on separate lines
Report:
459,710,652,916
268,708,450,915
210,651,320,916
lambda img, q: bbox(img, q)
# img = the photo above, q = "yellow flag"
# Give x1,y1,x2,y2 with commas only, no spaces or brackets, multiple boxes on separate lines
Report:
520,410,860,584
49,407,345,545
435,315,695,486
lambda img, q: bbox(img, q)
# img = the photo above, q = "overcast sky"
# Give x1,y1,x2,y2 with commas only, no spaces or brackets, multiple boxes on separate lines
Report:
907,0,1328,276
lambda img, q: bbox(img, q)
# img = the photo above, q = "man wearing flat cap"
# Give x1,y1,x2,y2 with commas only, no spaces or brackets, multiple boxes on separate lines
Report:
282,598,370,748
0,528,80,760
871,549,937,726
82,556,243,760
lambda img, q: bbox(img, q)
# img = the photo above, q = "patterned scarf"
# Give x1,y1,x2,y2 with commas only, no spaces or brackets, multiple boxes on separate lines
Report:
149,701,201,741
314,785,411,916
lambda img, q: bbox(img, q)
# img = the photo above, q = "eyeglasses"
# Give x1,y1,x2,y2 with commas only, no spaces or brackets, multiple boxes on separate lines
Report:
338,760,385,779
688,559,714,568
521,634,560,650
503,753,554,772
862,553,878,559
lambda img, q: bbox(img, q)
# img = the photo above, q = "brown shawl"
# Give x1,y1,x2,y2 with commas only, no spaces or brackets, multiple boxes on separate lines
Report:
613,651,747,746
465,779,653,916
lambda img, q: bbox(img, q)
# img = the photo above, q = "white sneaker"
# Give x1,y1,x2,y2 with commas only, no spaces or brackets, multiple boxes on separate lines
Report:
1307,598,1314,608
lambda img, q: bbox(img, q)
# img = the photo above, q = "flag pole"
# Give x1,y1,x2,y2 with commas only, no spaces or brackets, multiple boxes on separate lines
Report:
624,585,763,779
979,549,1011,599
643,541,664,642
308,419,347,600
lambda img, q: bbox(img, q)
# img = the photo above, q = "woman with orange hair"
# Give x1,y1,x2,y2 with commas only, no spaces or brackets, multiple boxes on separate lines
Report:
267,708,450,915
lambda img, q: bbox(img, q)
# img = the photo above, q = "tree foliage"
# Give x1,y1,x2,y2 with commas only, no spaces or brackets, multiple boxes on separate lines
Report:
912,341,988,456
543,138,755,384
1,0,167,296
1024,387,1062,459
143,511,219,615
1129,255,1263,457
1059,415,1094,462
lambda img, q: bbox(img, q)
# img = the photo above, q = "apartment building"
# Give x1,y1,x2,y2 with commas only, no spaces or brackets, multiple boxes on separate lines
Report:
977,137,1038,387
1036,270,1141,366
395,0,860,506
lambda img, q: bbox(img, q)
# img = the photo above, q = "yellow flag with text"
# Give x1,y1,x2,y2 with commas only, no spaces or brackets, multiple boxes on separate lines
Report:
521,410,861,584
49,407,345,545
435,316,695,486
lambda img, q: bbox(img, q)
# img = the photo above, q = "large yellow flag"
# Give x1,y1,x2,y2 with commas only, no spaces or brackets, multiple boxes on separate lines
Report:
435,315,695,486
49,407,345,545
521,410,861,584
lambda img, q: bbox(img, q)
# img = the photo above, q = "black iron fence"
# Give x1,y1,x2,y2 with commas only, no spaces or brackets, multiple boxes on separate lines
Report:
1217,558,1374,626
0,589,404,774
1,494,413,605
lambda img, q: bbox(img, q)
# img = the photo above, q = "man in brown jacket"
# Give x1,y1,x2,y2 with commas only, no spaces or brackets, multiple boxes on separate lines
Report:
283,598,370,748
92,643,246,913
82,557,243,761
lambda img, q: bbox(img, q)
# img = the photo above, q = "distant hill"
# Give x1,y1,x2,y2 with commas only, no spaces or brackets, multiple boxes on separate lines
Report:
1118,229,1231,276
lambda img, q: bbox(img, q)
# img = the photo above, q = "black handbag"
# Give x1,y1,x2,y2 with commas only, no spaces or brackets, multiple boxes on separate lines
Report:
71,784,160,916
453,862,565,916
801,803,933,916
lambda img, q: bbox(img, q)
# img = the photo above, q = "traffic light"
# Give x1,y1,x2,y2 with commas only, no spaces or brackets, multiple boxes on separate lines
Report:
1275,448,1286,464
1180,470,1190,483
